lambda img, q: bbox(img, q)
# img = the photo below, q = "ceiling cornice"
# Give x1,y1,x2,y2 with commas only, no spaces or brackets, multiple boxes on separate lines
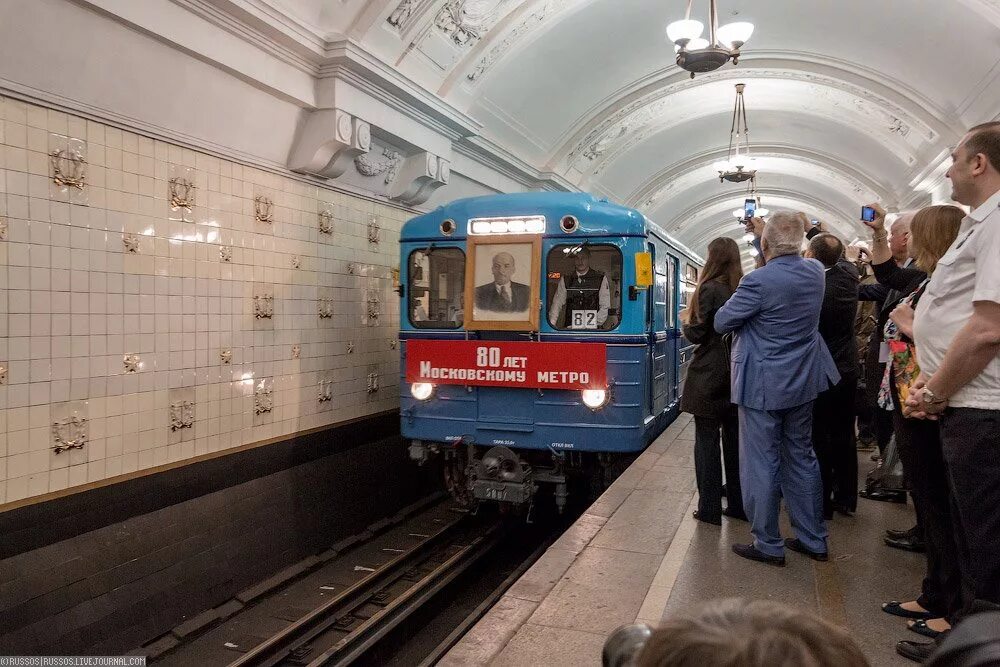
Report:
623,143,897,211
550,52,962,171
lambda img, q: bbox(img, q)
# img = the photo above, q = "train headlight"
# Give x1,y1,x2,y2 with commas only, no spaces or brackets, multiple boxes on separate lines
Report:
411,383,435,401
582,388,609,410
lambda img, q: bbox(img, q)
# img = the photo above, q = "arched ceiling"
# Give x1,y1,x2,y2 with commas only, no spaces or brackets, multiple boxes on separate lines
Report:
118,0,1000,255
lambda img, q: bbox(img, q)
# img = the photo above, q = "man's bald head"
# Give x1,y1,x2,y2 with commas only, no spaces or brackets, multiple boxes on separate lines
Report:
491,252,516,285
806,233,844,268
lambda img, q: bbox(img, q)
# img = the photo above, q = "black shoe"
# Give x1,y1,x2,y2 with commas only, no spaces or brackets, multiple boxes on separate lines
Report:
732,543,785,567
722,507,748,522
784,538,829,562
886,526,919,540
881,601,935,620
692,510,721,526
896,639,937,663
884,535,927,553
859,488,907,504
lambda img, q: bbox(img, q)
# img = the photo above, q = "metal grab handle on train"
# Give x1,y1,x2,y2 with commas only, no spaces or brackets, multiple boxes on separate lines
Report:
603,623,653,667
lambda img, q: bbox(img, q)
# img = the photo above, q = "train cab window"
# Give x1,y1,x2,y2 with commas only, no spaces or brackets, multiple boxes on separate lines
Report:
408,248,465,328
546,244,622,330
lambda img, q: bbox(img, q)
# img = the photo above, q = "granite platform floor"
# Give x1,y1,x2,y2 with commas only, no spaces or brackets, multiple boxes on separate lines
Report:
441,413,927,667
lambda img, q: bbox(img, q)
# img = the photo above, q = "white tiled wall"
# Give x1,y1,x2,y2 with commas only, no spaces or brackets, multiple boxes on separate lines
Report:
0,96,403,504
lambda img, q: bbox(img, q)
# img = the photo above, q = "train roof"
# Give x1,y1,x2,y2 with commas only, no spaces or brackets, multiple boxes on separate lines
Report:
401,192,703,265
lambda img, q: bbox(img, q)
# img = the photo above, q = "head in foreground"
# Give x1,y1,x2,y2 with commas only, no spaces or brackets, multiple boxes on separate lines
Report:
637,598,870,667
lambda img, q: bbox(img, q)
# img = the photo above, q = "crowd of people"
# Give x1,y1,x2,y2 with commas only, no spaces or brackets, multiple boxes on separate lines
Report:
677,121,1000,663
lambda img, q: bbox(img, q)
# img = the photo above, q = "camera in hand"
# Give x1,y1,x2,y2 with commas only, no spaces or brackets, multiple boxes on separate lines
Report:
744,198,756,220
861,206,876,223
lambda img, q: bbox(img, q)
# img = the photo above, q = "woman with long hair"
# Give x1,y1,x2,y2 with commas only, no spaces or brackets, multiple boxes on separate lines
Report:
680,237,746,525
867,205,966,649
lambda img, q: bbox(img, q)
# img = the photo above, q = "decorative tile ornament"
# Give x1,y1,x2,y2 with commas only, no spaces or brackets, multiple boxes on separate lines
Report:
367,372,380,394
318,379,334,403
0,364,6,385
318,297,334,319
49,135,87,191
348,263,357,275
253,291,274,319
123,354,140,373
367,218,381,245
389,339,397,350
169,400,195,431
319,208,334,235
220,347,233,364
168,165,196,221
254,381,273,415
254,195,274,224
291,344,301,359
347,342,355,354
220,245,232,262
0,216,7,241
52,413,88,453
123,233,140,253
366,291,381,325
291,255,301,269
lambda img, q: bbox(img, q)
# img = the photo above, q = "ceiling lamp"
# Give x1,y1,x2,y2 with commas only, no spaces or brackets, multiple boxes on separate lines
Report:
713,83,757,183
667,0,753,79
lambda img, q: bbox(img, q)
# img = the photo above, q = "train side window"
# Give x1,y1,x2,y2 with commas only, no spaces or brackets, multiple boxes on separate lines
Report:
546,244,622,330
408,247,465,328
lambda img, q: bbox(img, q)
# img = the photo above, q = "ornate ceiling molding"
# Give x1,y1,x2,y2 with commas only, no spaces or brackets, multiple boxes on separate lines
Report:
626,144,894,212
659,187,859,243
554,54,957,173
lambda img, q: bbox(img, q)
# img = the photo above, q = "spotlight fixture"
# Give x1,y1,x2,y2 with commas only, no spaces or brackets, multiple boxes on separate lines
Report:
712,83,757,183
667,0,753,79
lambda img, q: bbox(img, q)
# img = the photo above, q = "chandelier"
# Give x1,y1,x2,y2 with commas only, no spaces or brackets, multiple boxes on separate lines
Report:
713,83,757,183
667,0,754,79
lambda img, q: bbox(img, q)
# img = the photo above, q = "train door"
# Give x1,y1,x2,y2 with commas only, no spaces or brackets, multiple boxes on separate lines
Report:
649,241,669,416
665,254,679,406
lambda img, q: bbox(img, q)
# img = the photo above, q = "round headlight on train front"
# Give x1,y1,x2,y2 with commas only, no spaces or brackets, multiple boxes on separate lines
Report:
582,388,609,410
411,383,435,401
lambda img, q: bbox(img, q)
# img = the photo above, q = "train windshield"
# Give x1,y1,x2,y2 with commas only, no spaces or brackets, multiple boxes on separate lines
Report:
409,247,465,328
546,244,622,330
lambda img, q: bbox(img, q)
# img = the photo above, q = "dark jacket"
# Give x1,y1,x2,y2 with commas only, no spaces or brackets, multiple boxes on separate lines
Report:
680,280,735,418
861,258,926,399
819,260,861,378
474,281,530,313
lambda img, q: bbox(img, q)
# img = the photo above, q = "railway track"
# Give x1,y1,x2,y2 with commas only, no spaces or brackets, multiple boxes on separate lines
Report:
227,514,501,667
144,498,503,667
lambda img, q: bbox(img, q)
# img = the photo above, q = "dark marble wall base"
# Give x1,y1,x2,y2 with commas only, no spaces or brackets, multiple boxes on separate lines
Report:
0,412,438,655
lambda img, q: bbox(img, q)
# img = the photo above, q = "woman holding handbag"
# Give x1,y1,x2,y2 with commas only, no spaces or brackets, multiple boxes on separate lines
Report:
680,237,746,525
870,205,965,645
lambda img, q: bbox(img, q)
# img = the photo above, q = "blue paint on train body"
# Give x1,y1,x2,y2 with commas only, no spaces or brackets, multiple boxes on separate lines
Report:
399,192,703,458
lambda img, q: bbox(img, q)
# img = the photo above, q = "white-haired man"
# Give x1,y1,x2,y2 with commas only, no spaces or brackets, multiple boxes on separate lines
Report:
715,211,840,566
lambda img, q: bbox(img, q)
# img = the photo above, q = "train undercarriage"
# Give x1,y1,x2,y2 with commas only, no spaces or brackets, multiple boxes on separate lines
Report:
408,438,634,518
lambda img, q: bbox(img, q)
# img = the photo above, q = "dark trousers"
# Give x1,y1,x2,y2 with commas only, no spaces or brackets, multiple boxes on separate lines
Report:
892,409,964,621
693,414,743,521
941,408,1000,620
813,374,859,515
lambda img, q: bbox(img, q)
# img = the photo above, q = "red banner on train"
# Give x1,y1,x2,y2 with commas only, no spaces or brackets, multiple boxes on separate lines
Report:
405,340,607,390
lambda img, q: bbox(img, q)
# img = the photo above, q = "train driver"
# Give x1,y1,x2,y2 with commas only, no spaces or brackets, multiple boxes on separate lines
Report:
548,247,611,329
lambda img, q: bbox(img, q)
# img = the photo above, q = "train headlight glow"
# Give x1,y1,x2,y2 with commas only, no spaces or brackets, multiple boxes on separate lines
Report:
411,383,435,401
582,388,609,409
468,215,546,235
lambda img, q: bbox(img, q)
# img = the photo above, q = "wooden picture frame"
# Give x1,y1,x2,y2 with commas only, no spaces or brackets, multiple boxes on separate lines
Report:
464,234,542,331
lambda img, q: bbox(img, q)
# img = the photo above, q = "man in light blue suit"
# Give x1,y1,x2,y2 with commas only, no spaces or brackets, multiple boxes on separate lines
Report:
715,211,841,566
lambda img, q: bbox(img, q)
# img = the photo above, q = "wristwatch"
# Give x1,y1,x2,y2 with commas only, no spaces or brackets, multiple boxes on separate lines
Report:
922,386,947,405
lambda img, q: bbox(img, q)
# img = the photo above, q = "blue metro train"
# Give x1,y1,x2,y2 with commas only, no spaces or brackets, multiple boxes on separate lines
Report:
399,192,703,512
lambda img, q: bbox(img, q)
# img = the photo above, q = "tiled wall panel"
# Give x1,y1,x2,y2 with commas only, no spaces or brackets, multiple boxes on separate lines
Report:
0,96,403,504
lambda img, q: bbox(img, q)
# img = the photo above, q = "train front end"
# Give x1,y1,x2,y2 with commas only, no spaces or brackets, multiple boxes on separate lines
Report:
399,193,656,513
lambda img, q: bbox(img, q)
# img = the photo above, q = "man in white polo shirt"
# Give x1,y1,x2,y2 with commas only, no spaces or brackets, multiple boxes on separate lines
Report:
907,122,1000,644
